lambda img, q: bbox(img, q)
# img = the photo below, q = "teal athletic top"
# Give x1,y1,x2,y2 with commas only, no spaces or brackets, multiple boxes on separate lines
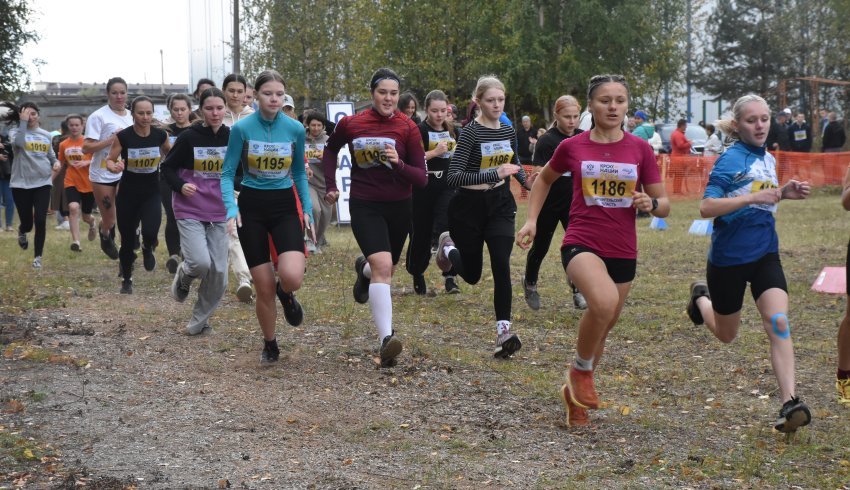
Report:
221,111,311,220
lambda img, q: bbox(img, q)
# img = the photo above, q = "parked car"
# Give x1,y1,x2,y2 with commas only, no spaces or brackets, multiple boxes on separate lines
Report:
654,123,709,154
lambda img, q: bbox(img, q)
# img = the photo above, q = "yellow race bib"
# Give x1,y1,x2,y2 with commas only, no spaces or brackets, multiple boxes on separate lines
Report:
305,143,325,164
352,137,395,169
580,161,638,208
246,140,293,178
193,146,227,179
479,141,513,170
126,147,161,174
428,131,456,159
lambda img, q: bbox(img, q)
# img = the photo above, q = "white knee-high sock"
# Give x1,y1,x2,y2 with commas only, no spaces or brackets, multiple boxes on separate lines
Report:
368,283,392,341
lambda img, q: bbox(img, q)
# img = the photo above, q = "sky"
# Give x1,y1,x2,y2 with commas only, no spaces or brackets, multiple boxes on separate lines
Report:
21,0,193,87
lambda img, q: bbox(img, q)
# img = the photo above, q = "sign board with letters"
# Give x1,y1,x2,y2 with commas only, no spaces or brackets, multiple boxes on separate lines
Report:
326,102,354,224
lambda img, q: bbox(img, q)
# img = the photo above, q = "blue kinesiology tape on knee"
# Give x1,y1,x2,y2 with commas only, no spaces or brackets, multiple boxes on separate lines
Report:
771,313,790,339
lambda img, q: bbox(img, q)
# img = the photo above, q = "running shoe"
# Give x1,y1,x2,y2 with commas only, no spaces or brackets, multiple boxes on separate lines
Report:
379,332,403,367
494,326,522,359
120,279,133,295
171,266,190,303
687,281,710,325
838,378,850,405
353,255,370,304
277,282,304,327
236,282,254,303
560,382,589,427
99,230,119,260
165,254,180,274
186,323,212,336
305,238,318,254
87,221,97,241
445,276,460,294
142,246,156,271
32,256,41,270
523,277,540,310
261,339,280,363
413,274,426,295
565,367,600,409
70,241,81,252
54,221,70,231
774,397,812,433
573,291,588,310
5,226,13,232
435,231,454,273
17,231,28,250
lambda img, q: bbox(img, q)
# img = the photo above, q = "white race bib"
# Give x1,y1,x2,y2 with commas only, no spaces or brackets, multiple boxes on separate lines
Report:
193,146,227,179
126,147,161,174
794,130,807,142
428,131,456,159
580,161,638,208
352,137,395,169
305,143,325,164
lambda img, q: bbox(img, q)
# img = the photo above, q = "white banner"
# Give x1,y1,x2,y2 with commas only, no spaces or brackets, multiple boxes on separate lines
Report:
327,102,354,223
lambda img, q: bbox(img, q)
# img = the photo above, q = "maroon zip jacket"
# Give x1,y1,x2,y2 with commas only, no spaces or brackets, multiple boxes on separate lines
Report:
323,107,427,201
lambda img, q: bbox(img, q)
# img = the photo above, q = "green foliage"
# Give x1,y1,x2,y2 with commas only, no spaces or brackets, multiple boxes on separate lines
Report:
0,0,40,100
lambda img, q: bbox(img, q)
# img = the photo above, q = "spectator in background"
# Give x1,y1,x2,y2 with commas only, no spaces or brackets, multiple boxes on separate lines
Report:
192,78,216,120
631,110,654,141
789,113,812,153
820,108,829,137
626,116,636,133
703,123,723,156
399,92,421,124
766,111,792,151
822,112,846,153
670,119,692,195
283,94,297,120
516,115,537,164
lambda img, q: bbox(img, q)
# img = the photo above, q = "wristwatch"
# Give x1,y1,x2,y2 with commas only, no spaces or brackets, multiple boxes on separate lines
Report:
651,198,659,211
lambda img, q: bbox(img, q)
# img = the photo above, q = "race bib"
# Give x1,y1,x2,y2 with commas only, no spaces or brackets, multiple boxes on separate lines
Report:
747,158,778,213
352,137,395,169
794,130,807,142
193,146,227,179
246,140,292,178
479,140,513,171
580,161,638,208
168,135,178,146
428,131,456,159
126,147,161,173
24,134,50,154
64,146,85,162
305,143,325,164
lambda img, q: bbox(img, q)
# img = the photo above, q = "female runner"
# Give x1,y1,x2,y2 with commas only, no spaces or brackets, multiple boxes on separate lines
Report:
58,114,97,251
323,68,427,367
104,96,171,293
517,75,669,427
221,70,312,363
162,93,195,273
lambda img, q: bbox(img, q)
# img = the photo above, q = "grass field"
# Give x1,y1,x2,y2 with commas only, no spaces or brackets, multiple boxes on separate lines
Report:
1,187,850,488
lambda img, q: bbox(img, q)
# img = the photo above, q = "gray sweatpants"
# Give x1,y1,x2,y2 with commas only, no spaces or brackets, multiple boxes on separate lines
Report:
177,219,229,334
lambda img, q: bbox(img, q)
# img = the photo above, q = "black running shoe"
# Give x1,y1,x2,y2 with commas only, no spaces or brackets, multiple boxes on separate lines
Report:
165,254,179,274
445,276,460,294
277,282,303,326
171,266,190,303
100,230,119,260
120,279,133,294
17,231,28,250
687,281,710,325
261,339,280,363
494,324,522,359
352,255,370,304
774,397,812,433
379,332,403,367
142,245,156,271
413,274,426,295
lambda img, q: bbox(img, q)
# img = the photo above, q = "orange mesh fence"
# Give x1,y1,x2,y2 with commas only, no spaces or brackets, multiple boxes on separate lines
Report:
509,152,850,202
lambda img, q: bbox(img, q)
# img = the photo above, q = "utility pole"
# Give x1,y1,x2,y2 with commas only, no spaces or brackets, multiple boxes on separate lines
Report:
233,0,240,74
160,49,165,95
686,0,692,123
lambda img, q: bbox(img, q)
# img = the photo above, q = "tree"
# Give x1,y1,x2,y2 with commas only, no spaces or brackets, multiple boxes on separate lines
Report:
0,0,40,100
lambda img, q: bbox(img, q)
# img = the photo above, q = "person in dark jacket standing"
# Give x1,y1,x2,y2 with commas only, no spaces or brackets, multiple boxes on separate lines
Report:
822,112,846,152
766,112,792,151
516,115,537,164
788,113,812,152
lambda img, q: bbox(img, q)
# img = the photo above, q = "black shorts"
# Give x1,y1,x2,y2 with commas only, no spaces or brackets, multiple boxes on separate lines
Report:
706,252,787,315
561,244,636,284
448,185,517,239
65,187,95,214
349,197,411,264
92,180,119,188
237,186,304,268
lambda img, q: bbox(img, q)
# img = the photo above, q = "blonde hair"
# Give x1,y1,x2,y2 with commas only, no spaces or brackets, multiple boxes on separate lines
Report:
715,94,770,140
552,95,581,129
472,75,505,102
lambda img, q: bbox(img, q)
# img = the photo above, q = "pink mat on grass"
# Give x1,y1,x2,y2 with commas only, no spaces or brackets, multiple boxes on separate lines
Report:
811,267,846,294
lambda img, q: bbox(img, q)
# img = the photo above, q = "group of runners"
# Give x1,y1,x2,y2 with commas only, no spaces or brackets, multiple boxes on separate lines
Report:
5,67,846,435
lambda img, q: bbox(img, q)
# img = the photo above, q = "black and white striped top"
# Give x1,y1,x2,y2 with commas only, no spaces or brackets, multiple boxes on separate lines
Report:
447,120,528,189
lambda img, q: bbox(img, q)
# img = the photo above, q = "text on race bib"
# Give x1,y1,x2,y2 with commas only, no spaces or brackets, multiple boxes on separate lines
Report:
479,141,513,171
751,180,778,193
193,146,227,179
794,130,807,142
305,143,325,163
126,147,161,173
746,157,779,213
24,134,50,154
247,140,292,178
352,137,395,169
580,161,638,208
428,131,456,159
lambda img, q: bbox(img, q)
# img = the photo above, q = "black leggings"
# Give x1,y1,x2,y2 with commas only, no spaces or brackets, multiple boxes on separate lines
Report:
12,185,51,257
526,176,572,284
159,178,180,256
447,188,516,322
406,173,455,277
116,189,161,279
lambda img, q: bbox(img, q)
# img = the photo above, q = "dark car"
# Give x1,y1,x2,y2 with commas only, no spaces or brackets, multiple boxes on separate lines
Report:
655,123,709,154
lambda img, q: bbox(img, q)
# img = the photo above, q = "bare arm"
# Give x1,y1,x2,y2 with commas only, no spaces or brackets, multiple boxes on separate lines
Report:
82,136,113,154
